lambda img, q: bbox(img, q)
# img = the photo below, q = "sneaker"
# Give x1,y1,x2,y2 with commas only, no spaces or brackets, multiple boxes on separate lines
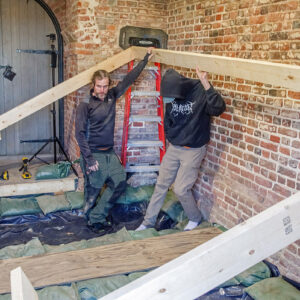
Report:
184,220,200,231
135,223,153,231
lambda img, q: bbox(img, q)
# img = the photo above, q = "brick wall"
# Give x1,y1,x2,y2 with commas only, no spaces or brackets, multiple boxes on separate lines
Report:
44,0,299,280
166,0,300,281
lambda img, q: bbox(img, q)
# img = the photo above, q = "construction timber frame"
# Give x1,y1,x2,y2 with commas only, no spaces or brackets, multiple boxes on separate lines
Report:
2,47,300,298
0,46,300,137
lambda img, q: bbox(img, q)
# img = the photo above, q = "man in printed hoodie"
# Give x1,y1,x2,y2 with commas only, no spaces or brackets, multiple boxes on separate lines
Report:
136,67,226,231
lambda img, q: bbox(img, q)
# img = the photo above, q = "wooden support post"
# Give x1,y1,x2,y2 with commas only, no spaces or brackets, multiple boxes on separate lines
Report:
101,191,300,300
11,267,38,300
131,46,300,92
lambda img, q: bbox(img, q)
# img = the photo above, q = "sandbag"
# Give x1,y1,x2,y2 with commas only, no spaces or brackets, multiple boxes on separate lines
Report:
245,277,300,300
65,191,84,210
116,185,154,204
35,161,71,180
0,238,45,259
0,197,42,217
36,194,71,215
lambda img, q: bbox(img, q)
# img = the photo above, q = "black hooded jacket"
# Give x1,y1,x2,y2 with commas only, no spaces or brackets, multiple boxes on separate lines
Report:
75,53,150,167
161,69,226,148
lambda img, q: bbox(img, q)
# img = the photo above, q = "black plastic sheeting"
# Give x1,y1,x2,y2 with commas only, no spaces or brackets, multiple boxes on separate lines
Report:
0,200,177,248
0,211,100,248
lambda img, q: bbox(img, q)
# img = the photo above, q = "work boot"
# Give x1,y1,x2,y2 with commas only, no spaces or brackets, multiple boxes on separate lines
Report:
87,221,112,233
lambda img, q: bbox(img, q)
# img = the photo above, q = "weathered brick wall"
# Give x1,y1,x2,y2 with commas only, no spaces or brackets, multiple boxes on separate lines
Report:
46,0,167,168
44,0,299,280
166,0,300,280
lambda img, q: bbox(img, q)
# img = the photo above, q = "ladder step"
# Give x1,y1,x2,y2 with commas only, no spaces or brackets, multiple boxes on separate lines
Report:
130,115,161,122
127,140,163,147
133,64,159,72
131,91,160,98
125,164,160,173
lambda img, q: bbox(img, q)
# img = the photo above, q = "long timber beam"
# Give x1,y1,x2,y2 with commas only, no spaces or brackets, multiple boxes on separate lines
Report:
1,46,300,136
132,46,300,92
102,191,300,300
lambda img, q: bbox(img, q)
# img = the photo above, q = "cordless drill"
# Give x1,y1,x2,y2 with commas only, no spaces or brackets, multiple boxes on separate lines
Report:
0,170,9,180
21,157,32,179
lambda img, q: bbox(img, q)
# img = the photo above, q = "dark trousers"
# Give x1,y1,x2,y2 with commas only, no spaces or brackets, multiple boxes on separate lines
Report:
80,149,126,225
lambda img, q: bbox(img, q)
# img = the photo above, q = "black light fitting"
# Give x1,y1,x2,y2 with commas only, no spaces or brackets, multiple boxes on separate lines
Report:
0,65,16,81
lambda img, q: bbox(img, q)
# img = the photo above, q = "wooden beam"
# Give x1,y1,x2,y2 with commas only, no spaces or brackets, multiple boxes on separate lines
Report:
11,267,38,300
101,191,300,300
0,47,134,132
0,227,221,294
0,176,76,197
132,46,300,92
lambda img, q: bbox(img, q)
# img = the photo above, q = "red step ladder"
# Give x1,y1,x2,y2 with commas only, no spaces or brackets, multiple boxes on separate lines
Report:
121,61,166,173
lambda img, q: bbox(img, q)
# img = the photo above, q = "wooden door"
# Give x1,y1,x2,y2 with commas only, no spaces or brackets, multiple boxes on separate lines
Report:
0,0,58,156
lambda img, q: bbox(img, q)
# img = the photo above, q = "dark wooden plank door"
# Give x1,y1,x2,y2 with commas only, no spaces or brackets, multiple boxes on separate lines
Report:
0,0,58,156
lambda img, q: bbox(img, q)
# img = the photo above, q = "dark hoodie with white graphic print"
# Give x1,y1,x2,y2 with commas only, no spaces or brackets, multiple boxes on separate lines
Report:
161,68,226,148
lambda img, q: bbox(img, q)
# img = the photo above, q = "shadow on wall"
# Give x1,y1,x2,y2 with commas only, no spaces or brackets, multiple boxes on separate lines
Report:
193,89,255,227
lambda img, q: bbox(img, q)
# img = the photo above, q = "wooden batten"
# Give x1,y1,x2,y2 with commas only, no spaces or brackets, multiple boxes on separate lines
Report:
0,47,134,132
11,267,38,300
101,191,300,300
132,46,300,92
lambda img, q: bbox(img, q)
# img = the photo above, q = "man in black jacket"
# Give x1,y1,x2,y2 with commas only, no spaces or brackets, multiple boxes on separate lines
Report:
75,48,153,232
136,67,226,231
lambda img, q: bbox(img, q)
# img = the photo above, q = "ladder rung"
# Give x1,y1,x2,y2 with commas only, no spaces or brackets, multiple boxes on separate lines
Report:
125,164,160,173
131,91,160,98
127,140,163,147
133,64,159,72
130,115,161,122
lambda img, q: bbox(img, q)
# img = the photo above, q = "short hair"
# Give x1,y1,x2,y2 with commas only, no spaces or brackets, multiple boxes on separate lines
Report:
91,70,111,85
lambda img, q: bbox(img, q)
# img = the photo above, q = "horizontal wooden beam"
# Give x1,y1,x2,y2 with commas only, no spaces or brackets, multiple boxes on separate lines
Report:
132,46,300,92
0,176,76,197
102,191,300,300
0,47,134,132
0,227,221,294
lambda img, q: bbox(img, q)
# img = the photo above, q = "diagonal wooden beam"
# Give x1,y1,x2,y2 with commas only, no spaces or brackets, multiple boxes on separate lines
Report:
132,46,300,92
0,47,135,132
101,191,300,300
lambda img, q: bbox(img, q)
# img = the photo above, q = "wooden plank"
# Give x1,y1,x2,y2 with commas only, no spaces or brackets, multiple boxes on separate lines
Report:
0,227,221,294
101,192,300,300
11,267,38,300
0,176,76,197
0,47,134,132
132,46,300,92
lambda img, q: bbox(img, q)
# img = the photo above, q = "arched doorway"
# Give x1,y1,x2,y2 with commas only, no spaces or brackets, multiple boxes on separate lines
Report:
0,0,64,157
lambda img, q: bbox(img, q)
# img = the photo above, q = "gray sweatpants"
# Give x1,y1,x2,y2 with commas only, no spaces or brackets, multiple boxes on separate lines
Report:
143,143,206,227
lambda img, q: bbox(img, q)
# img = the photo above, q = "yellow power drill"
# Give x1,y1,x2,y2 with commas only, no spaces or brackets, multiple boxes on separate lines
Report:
0,170,9,180
21,157,32,179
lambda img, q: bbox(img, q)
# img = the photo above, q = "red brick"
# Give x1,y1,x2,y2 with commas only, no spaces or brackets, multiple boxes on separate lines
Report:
260,141,278,152
270,135,280,143
279,146,290,156
255,176,273,188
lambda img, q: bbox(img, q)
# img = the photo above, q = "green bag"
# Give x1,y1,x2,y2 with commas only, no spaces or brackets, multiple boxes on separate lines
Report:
35,161,71,180
245,277,300,300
